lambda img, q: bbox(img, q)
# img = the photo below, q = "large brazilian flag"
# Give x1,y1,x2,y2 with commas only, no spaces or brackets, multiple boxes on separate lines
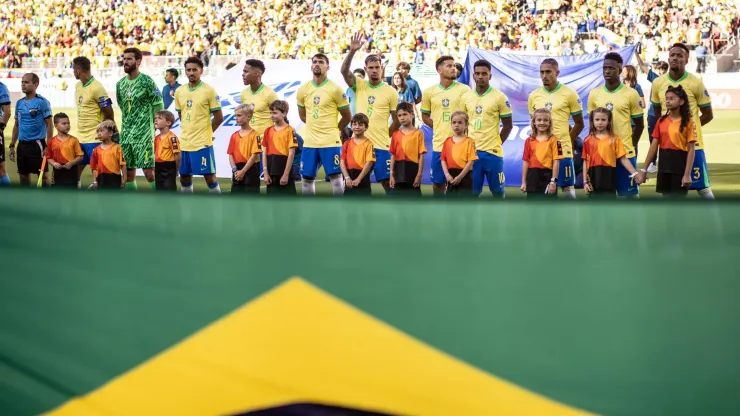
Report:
0,190,738,415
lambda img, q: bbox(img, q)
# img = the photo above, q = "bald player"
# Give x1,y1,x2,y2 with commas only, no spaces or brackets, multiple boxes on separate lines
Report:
528,58,584,198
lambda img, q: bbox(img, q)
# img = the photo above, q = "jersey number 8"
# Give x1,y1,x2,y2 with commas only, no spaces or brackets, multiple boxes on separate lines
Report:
313,108,319,120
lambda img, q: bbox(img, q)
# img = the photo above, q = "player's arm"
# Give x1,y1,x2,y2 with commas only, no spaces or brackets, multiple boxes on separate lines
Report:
45,116,53,141
500,116,513,144
341,33,364,88
699,104,713,126
150,80,165,113
9,114,18,161
0,103,9,130
421,91,432,128
388,112,400,137
298,106,307,123
631,116,644,148
211,109,224,133
634,47,649,74
338,106,351,131
569,113,584,144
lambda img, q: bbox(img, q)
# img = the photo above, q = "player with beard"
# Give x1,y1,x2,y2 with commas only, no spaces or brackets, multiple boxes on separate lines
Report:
341,32,399,194
116,48,164,191
296,54,352,196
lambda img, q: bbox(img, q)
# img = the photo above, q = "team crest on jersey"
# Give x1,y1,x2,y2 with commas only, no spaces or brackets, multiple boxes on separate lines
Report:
187,100,193,108
545,102,553,111
368,96,375,104
313,96,320,105
127,90,132,98
475,105,483,114
442,98,450,107
606,102,614,111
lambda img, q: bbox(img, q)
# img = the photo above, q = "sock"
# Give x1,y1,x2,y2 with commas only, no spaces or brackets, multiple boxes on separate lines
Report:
698,188,715,200
181,181,193,193
329,175,345,195
493,192,505,199
149,181,156,191
301,179,316,196
0,174,10,186
77,180,82,189
125,181,138,191
208,180,221,194
562,186,576,199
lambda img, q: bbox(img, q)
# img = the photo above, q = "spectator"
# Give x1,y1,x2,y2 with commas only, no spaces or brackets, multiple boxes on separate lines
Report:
391,71,417,119
695,42,708,73
162,68,180,110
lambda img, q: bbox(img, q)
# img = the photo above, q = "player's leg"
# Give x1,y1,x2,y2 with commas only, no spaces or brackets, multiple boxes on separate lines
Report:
140,140,156,190
16,142,31,186
179,150,194,193
430,151,446,196
77,143,99,188
300,147,320,196
471,152,486,197
487,153,505,199
319,147,344,196
196,147,220,194
646,115,658,172
616,156,639,199
372,149,392,194
689,149,714,199
558,157,576,199
120,143,139,190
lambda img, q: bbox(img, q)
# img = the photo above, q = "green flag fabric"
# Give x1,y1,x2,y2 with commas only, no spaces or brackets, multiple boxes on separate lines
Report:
0,190,738,415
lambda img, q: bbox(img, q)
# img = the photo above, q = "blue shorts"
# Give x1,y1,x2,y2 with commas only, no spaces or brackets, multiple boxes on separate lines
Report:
430,151,445,185
689,149,710,190
301,147,341,178
179,146,216,176
558,157,576,187
373,149,391,182
79,143,100,166
472,151,504,195
616,156,639,196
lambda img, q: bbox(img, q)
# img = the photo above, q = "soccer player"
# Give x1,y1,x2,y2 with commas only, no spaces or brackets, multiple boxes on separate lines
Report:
461,59,513,198
587,52,644,198
650,43,715,199
241,59,279,139
46,113,84,188
72,56,114,187
296,53,352,196
153,110,180,191
174,56,224,193
162,68,181,110
341,33,399,194
528,58,584,199
0,80,10,186
9,73,52,187
116,47,164,191
263,100,299,195
340,113,375,196
389,102,426,196
421,56,471,195
90,121,126,189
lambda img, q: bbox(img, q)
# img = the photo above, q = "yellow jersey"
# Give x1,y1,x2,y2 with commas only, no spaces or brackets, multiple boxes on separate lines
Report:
75,77,111,143
650,72,711,149
587,83,644,157
421,81,471,152
296,79,350,148
352,80,398,150
174,82,221,152
240,83,279,137
461,86,512,156
527,82,583,159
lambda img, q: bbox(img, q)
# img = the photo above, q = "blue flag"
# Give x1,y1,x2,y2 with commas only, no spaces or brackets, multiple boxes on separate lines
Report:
458,46,637,187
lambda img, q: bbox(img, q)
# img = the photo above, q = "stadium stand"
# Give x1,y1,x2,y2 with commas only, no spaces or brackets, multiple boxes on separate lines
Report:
0,0,738,71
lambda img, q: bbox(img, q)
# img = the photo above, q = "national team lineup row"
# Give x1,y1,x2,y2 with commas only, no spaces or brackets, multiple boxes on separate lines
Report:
0,36,715,198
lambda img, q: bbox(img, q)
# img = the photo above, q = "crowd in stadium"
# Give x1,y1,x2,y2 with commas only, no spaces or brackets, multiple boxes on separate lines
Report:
1,0,738,68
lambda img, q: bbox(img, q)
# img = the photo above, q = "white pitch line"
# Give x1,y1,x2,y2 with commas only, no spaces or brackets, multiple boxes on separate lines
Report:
705,130,740,137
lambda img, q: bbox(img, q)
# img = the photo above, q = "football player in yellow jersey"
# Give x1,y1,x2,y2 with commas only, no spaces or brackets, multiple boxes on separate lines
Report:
341,33,400,194
174,57,224,194
296,53,352,196
421,56,471,195
72,56,115,188
527,58,584,199
650,43,715,199
461,60,513,198
241,59,279,182
587,52,645,198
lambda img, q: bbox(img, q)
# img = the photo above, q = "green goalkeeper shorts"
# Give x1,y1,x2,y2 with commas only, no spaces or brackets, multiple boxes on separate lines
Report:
121,141,155,169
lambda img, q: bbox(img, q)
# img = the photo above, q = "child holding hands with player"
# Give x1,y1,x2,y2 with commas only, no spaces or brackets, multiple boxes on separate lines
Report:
521,109,559,198
582,108,643,198
90,120,126,189
262,100,298,195
340,113,375,196
441,111,477,196
636,85,697,197
46,113,83,188
227,104,262,194
389,102,427,196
